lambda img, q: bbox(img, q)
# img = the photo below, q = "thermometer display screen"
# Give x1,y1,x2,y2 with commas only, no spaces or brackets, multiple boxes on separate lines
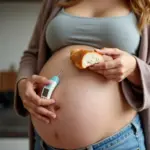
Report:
42,88,49,97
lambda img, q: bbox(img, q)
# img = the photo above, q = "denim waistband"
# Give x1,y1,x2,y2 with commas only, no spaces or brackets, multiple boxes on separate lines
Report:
91,114,141,149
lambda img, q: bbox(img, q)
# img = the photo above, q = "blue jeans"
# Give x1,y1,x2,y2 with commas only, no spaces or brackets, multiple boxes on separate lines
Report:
34,114,146,150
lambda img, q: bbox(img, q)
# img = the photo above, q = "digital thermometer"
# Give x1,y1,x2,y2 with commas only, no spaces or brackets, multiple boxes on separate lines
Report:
41,70,63,99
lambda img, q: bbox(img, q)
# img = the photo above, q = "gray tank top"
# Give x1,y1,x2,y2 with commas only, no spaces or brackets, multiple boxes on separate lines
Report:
46,8,140,54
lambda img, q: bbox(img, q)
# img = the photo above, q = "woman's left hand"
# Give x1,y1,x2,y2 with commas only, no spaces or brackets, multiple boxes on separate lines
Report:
89,48,137,82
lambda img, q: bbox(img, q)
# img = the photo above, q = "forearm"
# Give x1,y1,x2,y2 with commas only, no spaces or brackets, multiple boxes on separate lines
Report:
17,54,37,80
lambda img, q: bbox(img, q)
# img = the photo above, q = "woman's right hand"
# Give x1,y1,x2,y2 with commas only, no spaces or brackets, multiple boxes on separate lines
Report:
18,75,56,124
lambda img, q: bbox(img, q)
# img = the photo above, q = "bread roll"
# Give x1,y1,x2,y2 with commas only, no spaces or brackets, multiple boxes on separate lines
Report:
70,49,104,69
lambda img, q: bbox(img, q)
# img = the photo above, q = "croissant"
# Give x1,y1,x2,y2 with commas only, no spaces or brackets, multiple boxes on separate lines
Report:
70,49,104,69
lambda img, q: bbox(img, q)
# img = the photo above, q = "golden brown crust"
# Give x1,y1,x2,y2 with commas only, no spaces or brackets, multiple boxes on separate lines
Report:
70,49,103,69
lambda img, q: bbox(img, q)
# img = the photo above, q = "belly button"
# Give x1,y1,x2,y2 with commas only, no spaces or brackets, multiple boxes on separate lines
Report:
54,131,59,140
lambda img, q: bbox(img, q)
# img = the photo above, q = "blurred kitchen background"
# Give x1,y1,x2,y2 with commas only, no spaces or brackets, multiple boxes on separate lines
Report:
0,0,42,149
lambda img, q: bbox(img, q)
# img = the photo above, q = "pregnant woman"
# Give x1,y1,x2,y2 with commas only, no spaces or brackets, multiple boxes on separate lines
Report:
14,0,150,150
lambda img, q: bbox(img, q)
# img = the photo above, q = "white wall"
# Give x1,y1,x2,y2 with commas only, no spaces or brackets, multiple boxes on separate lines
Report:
0,2,41,70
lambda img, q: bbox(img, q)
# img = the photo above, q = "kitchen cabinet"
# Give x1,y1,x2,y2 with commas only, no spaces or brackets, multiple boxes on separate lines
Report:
0,71,17,92
0,71,29,138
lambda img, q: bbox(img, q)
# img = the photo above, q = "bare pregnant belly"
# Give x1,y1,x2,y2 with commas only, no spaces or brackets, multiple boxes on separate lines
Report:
31,45,137,149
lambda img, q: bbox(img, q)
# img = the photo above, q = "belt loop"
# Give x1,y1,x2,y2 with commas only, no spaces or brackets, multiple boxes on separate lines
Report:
40,140,46,150
131,115,140,136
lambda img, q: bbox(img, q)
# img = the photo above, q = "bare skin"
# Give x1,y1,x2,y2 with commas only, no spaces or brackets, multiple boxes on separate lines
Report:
19,0,138,149
31,45,137,149
65,0,130,19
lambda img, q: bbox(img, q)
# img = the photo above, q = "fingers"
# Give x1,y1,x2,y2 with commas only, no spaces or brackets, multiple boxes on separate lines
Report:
88,54,113,74
24,102,51,124
38,98,56,106
24,99,56,118
30,110,50,124
89,48,133,82
102,55,113,62
104,68,126,81
99,48,122,56
24,101,56,124
24,86,55,106
103,68,124,76
89,66,125,80
103,58,122,69
90,58,122,70
105,75,125,82
104,68,133,82
31,75,51,85
89,62,104,70
34,106,56,119
19,75,57,124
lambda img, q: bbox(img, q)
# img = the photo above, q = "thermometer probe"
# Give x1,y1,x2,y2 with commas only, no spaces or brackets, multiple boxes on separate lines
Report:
41,70,63,99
